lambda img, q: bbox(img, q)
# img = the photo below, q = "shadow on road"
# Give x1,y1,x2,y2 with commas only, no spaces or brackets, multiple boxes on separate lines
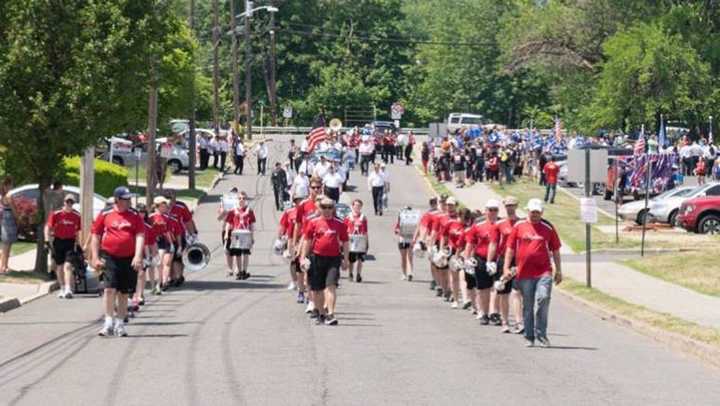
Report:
538,346,598,351
124,334,189,338
183,280,285,291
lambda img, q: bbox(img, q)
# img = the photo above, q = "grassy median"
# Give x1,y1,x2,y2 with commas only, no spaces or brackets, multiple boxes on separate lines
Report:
624,252,720,297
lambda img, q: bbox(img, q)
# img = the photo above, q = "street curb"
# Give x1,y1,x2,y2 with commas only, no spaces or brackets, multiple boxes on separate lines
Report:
579,248,698,255
20,281,59,305
556,284,720,369
210,171,223,190
0,297,21,313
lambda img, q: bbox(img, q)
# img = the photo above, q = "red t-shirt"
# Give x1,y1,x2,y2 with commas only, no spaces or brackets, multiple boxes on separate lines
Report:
91,207,145,258
149,212,171,238
167,215,184,239
344,212,368,235
295,198,318,228
543,162,560,185
227,207,256,230
169,202,192,226
496,217,519,256
440,215,465,250
419,209,438,234
47,209,81,240
432,212,450,237
144,222,157,247
506,220,561,279
466,221,499,259
279,207,298,238
304,216,349,257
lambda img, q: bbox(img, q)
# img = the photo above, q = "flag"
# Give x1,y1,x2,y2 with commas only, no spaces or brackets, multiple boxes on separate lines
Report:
554,118,562,141
658,115,666,148
307,114,327,154
634,127,646,155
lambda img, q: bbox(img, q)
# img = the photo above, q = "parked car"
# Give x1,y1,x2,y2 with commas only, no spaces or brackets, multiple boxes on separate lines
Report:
677,184,720,234
100,136,190,174
9,185,107,241
648,185,702,226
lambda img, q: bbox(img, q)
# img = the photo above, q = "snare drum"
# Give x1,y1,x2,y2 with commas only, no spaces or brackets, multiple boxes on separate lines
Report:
230,229,253,250
349,234,368,253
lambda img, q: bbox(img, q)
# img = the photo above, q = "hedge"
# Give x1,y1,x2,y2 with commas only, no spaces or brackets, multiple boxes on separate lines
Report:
62,157,128,198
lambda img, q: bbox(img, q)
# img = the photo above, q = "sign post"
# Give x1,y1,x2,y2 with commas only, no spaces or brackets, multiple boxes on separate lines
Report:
391,102,404,120
583,147,593,287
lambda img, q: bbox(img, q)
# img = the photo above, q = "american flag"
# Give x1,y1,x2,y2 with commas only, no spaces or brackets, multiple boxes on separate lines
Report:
554,118,562,141
306,114,327,154
633,136,646,156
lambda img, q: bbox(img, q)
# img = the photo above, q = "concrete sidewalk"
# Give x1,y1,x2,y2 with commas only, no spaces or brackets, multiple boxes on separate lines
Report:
430,171,720,329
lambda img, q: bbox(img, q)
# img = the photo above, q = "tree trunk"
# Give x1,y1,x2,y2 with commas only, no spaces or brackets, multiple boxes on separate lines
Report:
33,181,50,274
212,0,221,137
146,73,158,204
231,0,241,129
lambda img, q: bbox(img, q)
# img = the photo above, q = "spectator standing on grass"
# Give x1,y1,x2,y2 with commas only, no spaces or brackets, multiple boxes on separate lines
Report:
233,138,245,175
543,156,560,204
421,142,430,175
218,136,229,172
0,177,18,274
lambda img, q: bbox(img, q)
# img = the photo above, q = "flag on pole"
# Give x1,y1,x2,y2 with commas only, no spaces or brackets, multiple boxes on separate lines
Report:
634,127,646,156
554,117,562,141
658,115,666,148
307,114,328,154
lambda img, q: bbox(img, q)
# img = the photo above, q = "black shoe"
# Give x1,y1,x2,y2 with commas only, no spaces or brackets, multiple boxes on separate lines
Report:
462,301,472,310
355,275,362,283
324,314,338,326
348,272,354,281
315,314,325,325
242,272,251,280
430,280,437,290
310,309,320,319
123,316,129,323
235,273,243,280
139,297,145,306
479,315,490,325
177,276,185,286
435,288,443,297
407,274,413,282
490,313,502,326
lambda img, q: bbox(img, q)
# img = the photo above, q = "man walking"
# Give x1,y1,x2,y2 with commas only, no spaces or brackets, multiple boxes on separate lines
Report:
503,198,562,347
271,162,289,211
45,194,81,299
256,140,269,176
198,133,209,170
542,156,560,204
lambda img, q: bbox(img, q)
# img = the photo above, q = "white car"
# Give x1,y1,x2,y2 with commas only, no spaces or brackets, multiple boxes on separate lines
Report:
619,185,698,225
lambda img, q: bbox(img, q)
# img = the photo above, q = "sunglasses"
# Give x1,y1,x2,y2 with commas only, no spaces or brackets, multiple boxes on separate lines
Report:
320,205,334,210
487,208,499,211
310,186,322,190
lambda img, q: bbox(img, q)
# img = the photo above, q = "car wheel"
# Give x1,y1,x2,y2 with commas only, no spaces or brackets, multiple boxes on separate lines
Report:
168,159,182,174
699,214,720,234
668,210,679,227
636,210,649,225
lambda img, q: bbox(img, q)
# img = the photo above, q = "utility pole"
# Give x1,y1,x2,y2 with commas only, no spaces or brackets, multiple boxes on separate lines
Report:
231,0,241,131
146,73,158,204
244,0,253,140
188,0,196,190
212,0,221,138
269,0,278,126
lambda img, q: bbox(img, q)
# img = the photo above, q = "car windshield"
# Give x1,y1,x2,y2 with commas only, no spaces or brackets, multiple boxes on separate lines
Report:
461,117,484,125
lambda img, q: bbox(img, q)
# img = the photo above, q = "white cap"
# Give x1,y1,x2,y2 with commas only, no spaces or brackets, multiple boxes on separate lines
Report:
526,198,544,212
484,199,500,209
446,197,457,206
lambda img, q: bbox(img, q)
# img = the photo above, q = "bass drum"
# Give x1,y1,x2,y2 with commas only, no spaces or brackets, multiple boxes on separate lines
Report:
230,229,253,250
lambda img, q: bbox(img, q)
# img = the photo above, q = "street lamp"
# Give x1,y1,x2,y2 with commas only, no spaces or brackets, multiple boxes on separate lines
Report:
227,2,279,140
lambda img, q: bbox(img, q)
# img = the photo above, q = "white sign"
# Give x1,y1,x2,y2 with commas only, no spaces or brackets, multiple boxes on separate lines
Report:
394,120,400,128
580,197,598,224
567,149,609,184
283,106,293,119
391,102,404,120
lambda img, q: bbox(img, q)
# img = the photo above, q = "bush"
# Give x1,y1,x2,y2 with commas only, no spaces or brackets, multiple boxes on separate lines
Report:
62,157,128,197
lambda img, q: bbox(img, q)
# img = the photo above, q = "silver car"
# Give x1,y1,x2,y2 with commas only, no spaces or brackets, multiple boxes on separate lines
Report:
618,186,695,225
650,182,720,226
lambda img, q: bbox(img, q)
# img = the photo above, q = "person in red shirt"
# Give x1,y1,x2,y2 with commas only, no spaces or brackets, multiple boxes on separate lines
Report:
292,176,322,256
149,196,175,293
344,199,369,283
91,186,145,337
494,196,523,333
130,203,158,312
44,194,81,299
166,212,185,285
542,156,560,204
279,196,304,301
394,206,418,282
302,197,349,326
503,198,562,348
463,199,500,323
412,196,440,291
429,195,451,299
438,198,465,308
165,190,195,285
224,191,256,280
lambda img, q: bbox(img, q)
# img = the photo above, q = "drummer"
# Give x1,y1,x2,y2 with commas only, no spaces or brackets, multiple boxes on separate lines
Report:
279,195,305,303
394,206,415,281
224,191,256,280
218,187,239,277
343,199,368,283
149,196,175,294
413,196,439,291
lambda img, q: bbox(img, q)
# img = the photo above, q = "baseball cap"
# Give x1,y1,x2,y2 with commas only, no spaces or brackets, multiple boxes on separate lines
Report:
113,186,132,200
446,197,457,206
485,199,500,209
153,196,169,205
439,193,449,203
526,198,544,212
503,196,519,206
320,197,335,207
64,194,76,203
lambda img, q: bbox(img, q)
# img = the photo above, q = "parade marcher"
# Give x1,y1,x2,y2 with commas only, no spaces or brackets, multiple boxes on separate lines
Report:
302,197,349,326
380,163,391,210
91,187,145,337
322,164,344,203
413,196,439,290
132,203,157,310
394,206,416,281
166,209,185,288
271,162,289,211
199,133,209,170
288,139,301,172
218,136,229,171
421,142,430,175
279,196,304,301
290,170,310,201
45,194,81,299
149,196,175,292
209,135,220,169
224,191,256,280
359,137,374,176
503,198,562,347
166,190,196,286
344,199,369,282
437,197,465,308
543,156,560,204
233,138,245,175
368,163,387,216
496,196,524,333
429,196,451,300
256,140,269,176
463,199,500,324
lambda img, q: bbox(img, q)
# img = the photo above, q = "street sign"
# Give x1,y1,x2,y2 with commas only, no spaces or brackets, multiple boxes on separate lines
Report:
394,120,400,128
580,198,598,224
567,149,608,184
391,102,404,120
283,106,293,119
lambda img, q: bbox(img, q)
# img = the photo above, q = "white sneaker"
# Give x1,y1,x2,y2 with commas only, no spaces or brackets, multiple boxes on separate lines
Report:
113,321,128,337
57,290,65,299
287,281,297,290
64,289,73,299
450,301,459,309
98,321,113,337
400,274,407,281
305,301,315,314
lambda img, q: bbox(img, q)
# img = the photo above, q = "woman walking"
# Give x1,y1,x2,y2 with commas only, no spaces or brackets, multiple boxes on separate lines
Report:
0,177,18,273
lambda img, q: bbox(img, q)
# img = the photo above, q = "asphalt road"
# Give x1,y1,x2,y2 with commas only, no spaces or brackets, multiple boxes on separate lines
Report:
1,140,720,406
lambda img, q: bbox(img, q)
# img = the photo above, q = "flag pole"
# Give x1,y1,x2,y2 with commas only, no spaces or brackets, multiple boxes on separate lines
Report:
640,124,651,257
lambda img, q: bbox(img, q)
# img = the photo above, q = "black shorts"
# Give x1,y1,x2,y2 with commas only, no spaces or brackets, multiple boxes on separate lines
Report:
291,258,302,273
349,252,365,263
464,271,477,290
225,234,251,256
157,236,171,251
101,252,137,294
473,256,494,290
52,238,76,265
495,256,514,295
309,255,341,291
398,242,411,250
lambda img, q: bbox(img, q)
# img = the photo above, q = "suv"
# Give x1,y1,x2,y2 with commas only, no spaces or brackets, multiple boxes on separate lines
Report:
678,192,720,234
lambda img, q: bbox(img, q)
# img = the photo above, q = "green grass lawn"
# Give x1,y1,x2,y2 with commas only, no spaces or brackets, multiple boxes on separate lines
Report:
11,241,36,257
192,168,221,190
624,252,720,297
0,269,51,284
561,278,720,349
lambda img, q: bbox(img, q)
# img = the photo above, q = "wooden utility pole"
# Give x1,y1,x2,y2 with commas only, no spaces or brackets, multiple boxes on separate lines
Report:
231,0,241,133
244,0,253,140
146,74,159,204
269,0,278,126
212,0,221,138
188,0,197,190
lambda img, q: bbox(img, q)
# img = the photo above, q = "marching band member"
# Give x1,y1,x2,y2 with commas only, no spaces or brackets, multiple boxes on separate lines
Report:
429,195,450,299
166,190,195,286
293,177,323,314
413,196,440,291
149,196,175,294
279,195,305,302
394,206,415,281
495,196,522,333
44,194,81,299
463,199,500,325
224,191,256,280
437,197,464,308
132,203,157,310
344,199,369,283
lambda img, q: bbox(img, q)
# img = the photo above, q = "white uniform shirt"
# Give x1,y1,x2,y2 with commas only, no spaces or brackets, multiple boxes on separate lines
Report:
359,141,374,156
368,171,386,189
218,139,229,153
292,174,309,198
208,139,218,153
300,139,309,153
235,142,245,156
198,137,208,150
256,144,268,159
313,162,330,179
323,172,344,189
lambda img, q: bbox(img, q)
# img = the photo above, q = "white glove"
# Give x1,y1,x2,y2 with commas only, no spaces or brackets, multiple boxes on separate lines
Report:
486,261,497,276
300,257,311,271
